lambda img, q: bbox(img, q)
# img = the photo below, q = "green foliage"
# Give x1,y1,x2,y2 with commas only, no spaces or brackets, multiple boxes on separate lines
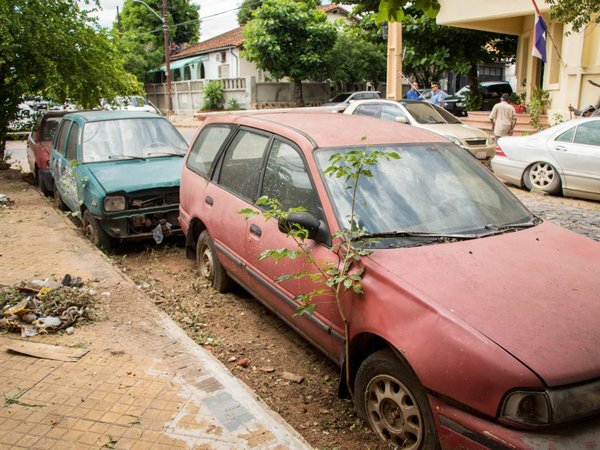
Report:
400,8,517,87
0,0,140,156
328,22,387,91
239,142,400,397
529,88,551,131
547,0,599,33
226,98,243,111
201,81,225,111
464,90,482,112
116,0,200,82
334,0,440,22
242,0,337,106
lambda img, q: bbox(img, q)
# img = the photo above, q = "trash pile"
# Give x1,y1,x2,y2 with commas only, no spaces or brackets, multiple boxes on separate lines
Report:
0,274,97,337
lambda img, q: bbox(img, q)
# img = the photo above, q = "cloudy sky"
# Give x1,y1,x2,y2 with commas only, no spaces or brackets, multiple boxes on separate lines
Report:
89,0,242,41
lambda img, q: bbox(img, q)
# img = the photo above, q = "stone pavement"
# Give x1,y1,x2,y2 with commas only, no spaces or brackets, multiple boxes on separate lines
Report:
0,167,310,449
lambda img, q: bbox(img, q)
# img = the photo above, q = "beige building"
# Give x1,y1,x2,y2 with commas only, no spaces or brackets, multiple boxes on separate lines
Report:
436,0,599,122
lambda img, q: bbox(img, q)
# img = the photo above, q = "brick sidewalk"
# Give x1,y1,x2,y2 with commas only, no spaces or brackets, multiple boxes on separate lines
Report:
0,168,309,449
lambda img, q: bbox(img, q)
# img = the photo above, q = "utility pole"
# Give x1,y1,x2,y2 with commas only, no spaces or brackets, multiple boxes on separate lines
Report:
162,0,173,116
386,22,403,100
133,0,172,115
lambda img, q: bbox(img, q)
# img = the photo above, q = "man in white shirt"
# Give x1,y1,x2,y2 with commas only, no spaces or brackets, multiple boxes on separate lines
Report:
489,93,517,141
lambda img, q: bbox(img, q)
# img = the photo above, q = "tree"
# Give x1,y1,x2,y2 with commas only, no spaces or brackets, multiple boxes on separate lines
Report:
0,0,139,158
237,0,266,25
400,8,516,97
334,0,440,22
117,0,200,82
242,0,337,106
547,0,600,33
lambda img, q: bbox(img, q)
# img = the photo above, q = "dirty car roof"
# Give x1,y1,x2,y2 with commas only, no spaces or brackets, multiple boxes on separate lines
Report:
204,112,448,148
63,110,162,123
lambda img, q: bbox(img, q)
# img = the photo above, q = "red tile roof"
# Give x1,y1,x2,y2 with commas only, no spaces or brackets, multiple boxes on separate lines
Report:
173,27,245,60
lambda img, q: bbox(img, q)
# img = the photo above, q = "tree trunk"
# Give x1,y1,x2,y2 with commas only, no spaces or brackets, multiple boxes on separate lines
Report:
468,61,481,100
293,80,304,107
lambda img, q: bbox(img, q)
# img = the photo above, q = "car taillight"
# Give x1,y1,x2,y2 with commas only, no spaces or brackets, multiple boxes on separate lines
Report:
495,142,507,157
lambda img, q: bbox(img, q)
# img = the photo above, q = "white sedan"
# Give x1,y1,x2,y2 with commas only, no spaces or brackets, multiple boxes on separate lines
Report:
343,99,495,161
491,117,600,201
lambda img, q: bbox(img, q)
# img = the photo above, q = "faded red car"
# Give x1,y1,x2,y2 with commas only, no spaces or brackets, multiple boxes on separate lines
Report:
179,112,600,449
27,110,71,195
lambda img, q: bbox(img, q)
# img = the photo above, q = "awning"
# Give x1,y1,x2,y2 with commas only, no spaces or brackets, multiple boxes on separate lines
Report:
159,55,207,71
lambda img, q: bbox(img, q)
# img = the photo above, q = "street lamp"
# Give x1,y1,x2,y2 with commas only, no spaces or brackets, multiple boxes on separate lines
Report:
133,0,173,115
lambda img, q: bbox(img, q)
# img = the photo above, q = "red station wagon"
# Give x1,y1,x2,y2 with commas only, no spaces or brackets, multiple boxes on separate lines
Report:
179,112,600,449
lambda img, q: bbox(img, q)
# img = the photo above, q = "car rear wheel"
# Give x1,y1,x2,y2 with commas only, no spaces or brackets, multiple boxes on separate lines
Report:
83,210,112,250
355,349,438,450
53,183,69,211
523,162,561,195
37,170,52,197
196,230,234,293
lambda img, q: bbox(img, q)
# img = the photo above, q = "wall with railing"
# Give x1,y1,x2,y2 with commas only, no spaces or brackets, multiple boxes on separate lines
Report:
145,77,330,114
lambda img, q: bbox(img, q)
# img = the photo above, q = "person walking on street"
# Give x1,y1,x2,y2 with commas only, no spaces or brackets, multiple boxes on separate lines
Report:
406,82,421,100
489,93,517,141
428,82,447,107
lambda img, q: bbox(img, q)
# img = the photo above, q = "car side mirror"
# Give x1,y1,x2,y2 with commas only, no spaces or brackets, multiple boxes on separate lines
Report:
278,211,329,244
395,116,408,124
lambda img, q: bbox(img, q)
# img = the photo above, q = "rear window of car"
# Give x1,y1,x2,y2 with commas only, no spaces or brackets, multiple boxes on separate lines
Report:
187,125,234,178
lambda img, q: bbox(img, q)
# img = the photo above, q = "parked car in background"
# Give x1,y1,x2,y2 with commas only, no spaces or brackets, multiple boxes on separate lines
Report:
491,117,600,201
344,99,495,161
179,112,600,449
50,111,187,250
444,81,514,116
321,91,381,112
27,111,71,195
100,96,161,114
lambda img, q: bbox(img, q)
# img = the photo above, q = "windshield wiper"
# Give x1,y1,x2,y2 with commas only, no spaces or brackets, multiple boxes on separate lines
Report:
108,154,146,160
481,219,540,236
146,151,185,157
356,231,479,240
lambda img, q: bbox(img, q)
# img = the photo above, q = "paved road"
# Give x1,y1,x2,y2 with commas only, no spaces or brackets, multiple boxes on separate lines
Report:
5,137,599,242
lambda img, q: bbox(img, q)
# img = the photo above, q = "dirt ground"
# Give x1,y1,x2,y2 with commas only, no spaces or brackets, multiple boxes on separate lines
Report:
108,239,387,450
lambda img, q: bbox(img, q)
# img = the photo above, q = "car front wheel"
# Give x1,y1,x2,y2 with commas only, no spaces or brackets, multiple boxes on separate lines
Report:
196,230,234,293
355,349,438,450
83,210,112,250
523,162,561,195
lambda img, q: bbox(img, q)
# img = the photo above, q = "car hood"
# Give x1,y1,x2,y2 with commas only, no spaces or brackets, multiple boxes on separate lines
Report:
87,157,183,193
417,123,488,139
367,221,600,386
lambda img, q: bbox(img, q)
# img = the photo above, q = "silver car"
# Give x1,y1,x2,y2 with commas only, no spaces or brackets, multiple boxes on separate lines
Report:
343,99,495,161
491,117,600,201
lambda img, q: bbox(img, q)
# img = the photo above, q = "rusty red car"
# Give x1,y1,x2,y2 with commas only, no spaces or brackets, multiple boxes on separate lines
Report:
179,112,600,449
27,110,70,195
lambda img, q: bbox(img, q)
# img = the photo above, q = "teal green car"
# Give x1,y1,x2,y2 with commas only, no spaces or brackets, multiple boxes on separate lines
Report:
49,111,188,250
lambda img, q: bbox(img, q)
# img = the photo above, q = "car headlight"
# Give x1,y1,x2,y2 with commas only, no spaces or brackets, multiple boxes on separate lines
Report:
457,102,465,107
501,379,600,428
104,196,126,212
500,391,550,427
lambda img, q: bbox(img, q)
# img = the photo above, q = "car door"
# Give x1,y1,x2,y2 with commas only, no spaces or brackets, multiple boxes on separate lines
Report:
52,120,81,213
26,116,42,173
207,127,272,285
551,120,600,195
244,138,343,358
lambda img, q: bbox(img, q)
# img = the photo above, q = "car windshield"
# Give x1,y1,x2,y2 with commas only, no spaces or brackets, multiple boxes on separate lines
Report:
404,102,461,125
41,117,62,140
455,86,470,96
81,118,187,162
315,143,534,241
330,93,352,103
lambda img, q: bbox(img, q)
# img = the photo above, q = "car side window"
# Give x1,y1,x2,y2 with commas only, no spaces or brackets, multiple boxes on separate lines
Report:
556,127,575,143
218,129,270,200
262,140,323,221
354,104,381,118
187,125,233,178
574,121,600,146
66,122,79,160
381,104,407,122
54,120,70,156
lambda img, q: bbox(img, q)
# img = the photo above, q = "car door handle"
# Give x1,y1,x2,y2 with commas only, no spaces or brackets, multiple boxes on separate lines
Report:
555,146,568,152
250,224,262,237
205,196,213,206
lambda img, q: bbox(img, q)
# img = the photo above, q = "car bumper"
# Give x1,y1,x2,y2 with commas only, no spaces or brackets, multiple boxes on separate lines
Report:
96,208,182,241
490,156,528,187
431,396,600,449
465,144,495,161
